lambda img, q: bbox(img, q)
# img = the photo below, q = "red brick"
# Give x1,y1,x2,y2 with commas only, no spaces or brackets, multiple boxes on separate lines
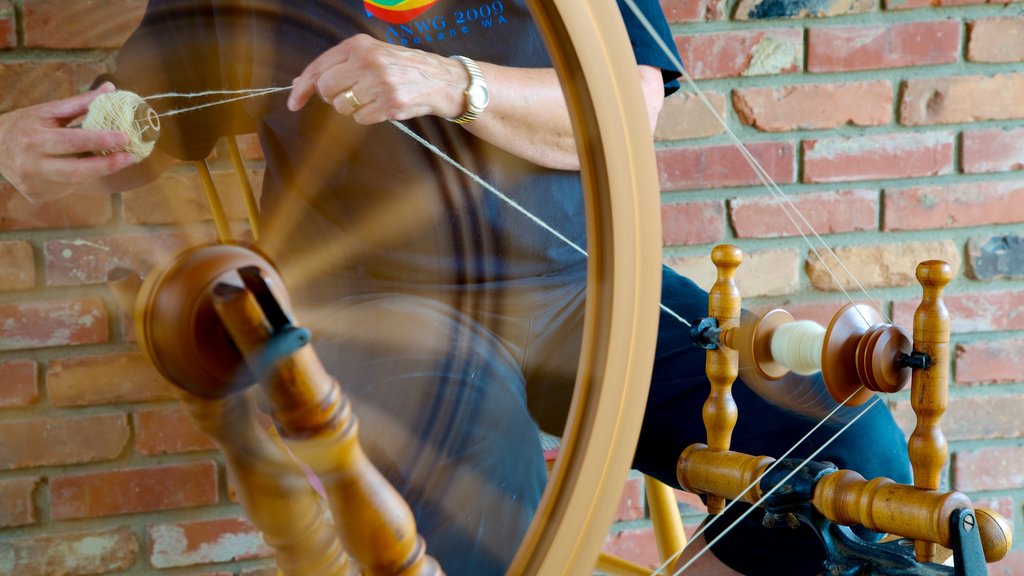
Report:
121,169,264,225
730,189,878,239
0,476,40,527
661,0,726,22
968,17,1024,63
602,527,660,569
0,359,38,407
674,29,802,80
0,414,128,470
24,0,146,48
44,232,207,287
0,184,112,231
674,488,708,515
805,241,960,291
734,81,891,133
661,201,725,246
615,476,645,522
0,1,13,48
748,299,855,328
0,60,109,113
0,240,35,291
953,446,1024,491
655,91,727,141
47,352,175,406
241,567,281,576
235,134,266,161
658,141,794,191
808,21,960,73
888,0,1010,9
884,181,1024,231
736,0,872,19
148,516,274,569
893,289,1024,335
0,526,138,576
954,339,1024,385
50,461,218,520
0,297,108,351
668,249,800,297
901,74,1024,126
802,132,953,184
963,128,1024,173
890,395,1024,442
134,406,216,456
990,549,1024,576
971,496,1014,521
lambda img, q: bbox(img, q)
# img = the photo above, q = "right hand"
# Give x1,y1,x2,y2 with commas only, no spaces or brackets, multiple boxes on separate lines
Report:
0,82,138,203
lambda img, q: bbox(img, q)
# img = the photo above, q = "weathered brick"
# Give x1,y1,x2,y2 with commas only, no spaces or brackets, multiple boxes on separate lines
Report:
602,527,659,569
734,81,891,132
0,60,109,113
971,496,1014,522
730,189,878,238
887,0,1010,9
0,240,35,291
968,17,1024,63
240,567,281,576
0,526,139,576
901,74,1024,126
735,0,873,20
47,353,175,407
0,184,112,231
675,29,802,79
148,516,274,569
615,476,645,522
954,339,1024,385
121,169,264,225
0,298,108,351
667,249,800,297
808,21,960,73
966,235,1024,281
44,232,206,287
0,476,40,527
674,488,708,515
989,549,1024,576
235,134,266,161
0,360,38,407
884,182,1024,231
953,446,1024,492
802,132,954,184
0,414,128,470
50,461,218,520
0,1,13,49
962,128,1024,174
134,406,216,456
661,0,726,22
24,0,146,48
658,142,794,191
806,241,960,291
655,91,726,141
893,289,1024,335
748,299,854,327
890,395,1024,441
662,201,725,246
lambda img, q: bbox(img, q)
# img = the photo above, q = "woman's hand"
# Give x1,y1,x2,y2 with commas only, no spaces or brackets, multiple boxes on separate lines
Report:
0,83,137,202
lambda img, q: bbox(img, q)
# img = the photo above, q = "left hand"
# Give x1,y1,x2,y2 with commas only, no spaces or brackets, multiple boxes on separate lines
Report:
287,34,468,124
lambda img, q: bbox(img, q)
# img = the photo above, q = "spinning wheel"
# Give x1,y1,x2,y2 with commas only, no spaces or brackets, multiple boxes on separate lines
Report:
128,0,664,574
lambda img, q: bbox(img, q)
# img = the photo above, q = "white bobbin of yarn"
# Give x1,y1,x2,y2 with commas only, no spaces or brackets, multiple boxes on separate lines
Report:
770,320,826,376
82,90,161,161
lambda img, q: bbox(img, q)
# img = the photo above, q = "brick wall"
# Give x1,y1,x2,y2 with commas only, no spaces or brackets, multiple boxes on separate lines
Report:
0,0,1022,574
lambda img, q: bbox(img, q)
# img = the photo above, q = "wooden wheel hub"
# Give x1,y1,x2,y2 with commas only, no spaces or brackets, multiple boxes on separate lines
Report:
824,303,912,406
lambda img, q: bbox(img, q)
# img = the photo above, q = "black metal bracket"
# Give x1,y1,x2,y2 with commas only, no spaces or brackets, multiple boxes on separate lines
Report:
690,317,722,350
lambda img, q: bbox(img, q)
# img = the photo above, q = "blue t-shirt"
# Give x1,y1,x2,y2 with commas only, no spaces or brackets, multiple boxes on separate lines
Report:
110,0,681,291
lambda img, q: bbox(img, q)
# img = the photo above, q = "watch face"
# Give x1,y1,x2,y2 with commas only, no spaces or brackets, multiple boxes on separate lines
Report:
467,83,490,111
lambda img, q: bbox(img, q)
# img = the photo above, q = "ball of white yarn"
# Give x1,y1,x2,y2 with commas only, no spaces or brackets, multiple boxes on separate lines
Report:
82,90,161,160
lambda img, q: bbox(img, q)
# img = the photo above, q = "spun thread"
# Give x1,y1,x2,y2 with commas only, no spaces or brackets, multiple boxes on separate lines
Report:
771,320,826,376
83,90,161,160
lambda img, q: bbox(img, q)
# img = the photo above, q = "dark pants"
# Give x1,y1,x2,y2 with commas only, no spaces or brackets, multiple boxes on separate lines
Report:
299,265,912,575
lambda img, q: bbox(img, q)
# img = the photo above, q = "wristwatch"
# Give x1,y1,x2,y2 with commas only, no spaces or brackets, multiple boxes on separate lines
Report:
449,55,490,124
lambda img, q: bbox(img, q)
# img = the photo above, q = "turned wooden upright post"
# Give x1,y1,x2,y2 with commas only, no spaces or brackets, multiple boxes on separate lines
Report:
704,245,742,514
910,260,953,563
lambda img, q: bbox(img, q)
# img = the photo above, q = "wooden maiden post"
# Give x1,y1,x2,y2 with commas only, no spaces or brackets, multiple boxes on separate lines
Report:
703,244,742,514
909,261,953,563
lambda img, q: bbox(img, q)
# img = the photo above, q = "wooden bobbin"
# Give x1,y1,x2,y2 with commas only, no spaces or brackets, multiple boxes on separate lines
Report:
703,244,742,514
909,260,953,564
744,303,912,406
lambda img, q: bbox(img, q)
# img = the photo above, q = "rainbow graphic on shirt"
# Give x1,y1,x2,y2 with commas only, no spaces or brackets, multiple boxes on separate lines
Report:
363,0,440,24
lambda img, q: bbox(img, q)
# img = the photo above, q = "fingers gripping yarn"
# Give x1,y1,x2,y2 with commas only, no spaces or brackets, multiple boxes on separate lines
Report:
83,90,161,160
